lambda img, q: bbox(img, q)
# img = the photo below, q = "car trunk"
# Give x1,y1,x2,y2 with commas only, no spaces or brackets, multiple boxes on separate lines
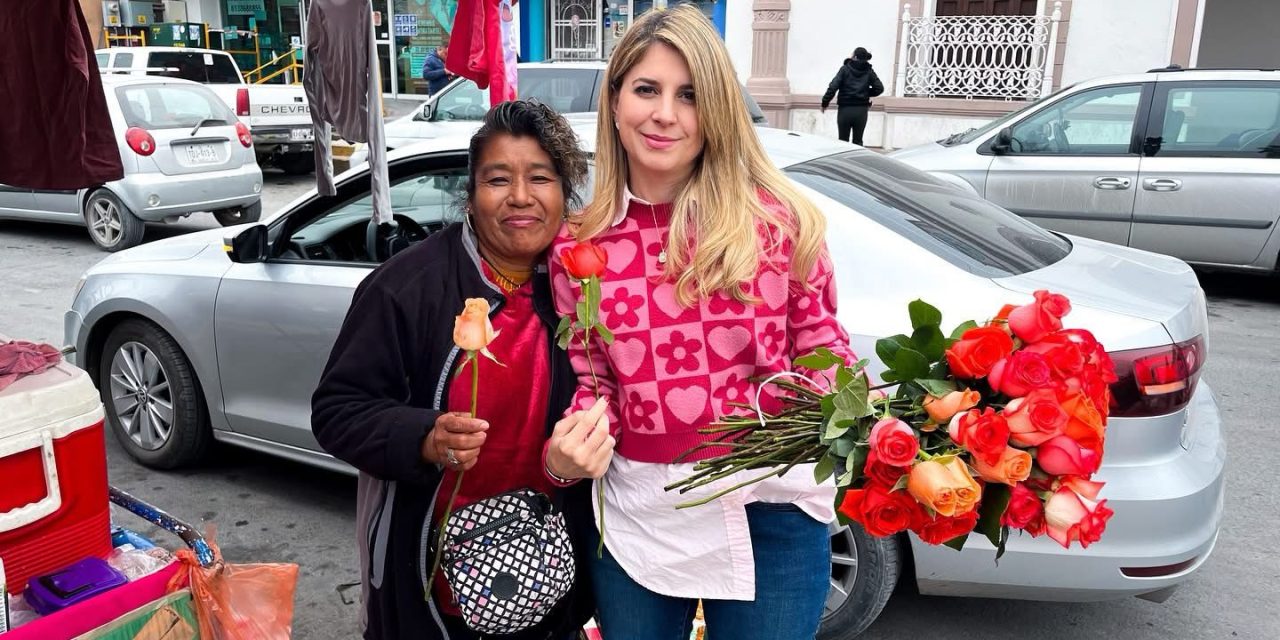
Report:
149,126,241,176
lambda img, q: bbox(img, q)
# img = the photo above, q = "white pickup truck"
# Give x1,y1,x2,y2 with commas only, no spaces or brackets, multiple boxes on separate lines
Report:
98,46,315,174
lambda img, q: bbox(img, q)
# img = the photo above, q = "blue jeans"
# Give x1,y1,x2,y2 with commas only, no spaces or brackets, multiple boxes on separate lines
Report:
590,502,830,640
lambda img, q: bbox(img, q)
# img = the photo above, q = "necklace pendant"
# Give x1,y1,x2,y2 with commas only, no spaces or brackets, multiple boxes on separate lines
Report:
657,250,668,265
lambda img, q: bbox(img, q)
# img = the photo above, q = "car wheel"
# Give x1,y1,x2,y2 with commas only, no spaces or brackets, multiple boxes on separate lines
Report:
276,153,314,175
83,189,145,252
213,201,262,226
99,319,212,469
817,522,901,640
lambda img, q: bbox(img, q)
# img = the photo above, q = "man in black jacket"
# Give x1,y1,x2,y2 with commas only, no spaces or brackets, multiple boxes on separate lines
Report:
821,47,885,146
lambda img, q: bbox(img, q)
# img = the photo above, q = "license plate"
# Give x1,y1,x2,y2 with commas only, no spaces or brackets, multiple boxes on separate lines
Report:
291,127,313,141
184,143,218,164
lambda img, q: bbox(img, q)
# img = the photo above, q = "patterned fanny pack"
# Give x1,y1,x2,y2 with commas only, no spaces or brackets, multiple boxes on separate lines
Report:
439,489,577,635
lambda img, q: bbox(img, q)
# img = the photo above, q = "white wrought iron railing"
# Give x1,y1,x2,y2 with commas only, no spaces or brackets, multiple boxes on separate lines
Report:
894,1,1063,101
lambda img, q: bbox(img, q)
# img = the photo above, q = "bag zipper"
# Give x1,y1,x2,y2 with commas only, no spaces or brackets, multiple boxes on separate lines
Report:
453,511,525,544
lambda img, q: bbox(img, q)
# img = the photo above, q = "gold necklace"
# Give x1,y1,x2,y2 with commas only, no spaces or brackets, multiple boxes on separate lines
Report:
480,254,533,292
649,203,668,264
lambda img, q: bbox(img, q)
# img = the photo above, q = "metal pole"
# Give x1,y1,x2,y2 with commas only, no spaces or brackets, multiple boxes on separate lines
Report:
894,3,911,97
1040,1,1062,98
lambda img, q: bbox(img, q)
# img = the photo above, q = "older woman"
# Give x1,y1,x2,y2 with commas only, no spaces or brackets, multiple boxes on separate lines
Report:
313,101,611,640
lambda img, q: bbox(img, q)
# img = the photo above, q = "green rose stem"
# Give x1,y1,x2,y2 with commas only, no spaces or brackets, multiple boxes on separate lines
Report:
579,331,608,559
427,352,478,592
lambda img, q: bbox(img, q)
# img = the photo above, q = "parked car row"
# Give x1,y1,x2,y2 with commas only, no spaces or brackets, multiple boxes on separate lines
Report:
64,120,1225,640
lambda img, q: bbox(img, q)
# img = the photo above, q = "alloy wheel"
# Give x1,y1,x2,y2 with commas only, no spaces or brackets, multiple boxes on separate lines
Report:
824,522,860,618
108,341,174,451
89,197,123,247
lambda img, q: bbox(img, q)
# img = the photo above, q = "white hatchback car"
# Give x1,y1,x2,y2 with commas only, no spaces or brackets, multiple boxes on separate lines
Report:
0,75,263,251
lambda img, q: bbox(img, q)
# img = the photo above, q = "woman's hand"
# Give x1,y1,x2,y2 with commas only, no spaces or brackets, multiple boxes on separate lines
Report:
546,397,615,480
421,412,489,471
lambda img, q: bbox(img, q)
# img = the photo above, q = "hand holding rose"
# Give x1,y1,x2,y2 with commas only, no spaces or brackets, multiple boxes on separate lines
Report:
546,397,616,480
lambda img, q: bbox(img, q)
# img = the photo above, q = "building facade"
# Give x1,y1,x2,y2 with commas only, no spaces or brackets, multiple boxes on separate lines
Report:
731,0,1280,149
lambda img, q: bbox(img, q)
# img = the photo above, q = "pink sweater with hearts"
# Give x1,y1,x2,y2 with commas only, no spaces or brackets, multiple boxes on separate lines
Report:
549,191,855,464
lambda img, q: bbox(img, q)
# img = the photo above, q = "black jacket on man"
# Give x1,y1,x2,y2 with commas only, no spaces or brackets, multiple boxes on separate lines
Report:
821,58,885,108
312,222,595,640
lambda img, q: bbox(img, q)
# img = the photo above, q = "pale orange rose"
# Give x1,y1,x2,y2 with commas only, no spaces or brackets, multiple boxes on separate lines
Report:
1060,391,1105,454
908,458,981,517
453,298,498,352
923,389,981,424
972,446,1033,486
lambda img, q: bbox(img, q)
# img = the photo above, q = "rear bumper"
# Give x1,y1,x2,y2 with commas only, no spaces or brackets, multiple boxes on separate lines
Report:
911,382,1226,602
111,164,262,221
253,126,315,155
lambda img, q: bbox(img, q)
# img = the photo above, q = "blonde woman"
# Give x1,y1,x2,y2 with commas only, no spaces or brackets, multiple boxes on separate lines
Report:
547,6,856,639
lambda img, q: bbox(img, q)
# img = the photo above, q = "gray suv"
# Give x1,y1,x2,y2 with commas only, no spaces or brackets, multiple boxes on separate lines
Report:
891,68,1280,274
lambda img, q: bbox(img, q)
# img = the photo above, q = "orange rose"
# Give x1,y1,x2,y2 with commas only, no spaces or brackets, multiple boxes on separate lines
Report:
923,389,981,424
1060,391,1105,454
972,446,1033,486
908,458,981,517
945,326,1014,379
453,298,498,352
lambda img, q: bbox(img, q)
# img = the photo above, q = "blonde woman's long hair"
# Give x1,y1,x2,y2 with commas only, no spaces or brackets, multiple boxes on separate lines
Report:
576,5,828,306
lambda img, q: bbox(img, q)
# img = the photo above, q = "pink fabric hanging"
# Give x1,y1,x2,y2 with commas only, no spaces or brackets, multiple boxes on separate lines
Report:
0,341,62,392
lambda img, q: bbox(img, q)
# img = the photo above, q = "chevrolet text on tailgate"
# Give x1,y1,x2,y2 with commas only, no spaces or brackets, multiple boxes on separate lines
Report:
100,46,316,175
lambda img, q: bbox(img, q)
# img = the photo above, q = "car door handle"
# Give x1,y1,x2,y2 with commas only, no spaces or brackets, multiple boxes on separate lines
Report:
1143,178,1182,192
1093,177,1132,190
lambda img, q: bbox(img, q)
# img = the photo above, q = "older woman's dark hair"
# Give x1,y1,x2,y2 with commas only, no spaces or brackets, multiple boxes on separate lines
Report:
464,100,589,211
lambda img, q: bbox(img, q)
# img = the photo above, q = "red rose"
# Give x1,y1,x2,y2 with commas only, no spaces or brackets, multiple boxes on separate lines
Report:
560,242,608,280
863,458,908,488
838,486,924,537
1001,482,1045,530
945,326,1014,379
868,418,919,468
913,508,980,545
1007,290,1072,344
988,350,1056,398
1023,336,1086,380
1043,486,1114,548
948,408,1011,466
1003,389,1068,447
1036,435,1100,476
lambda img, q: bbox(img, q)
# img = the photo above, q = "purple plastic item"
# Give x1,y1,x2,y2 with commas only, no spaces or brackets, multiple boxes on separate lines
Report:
23,557,127,616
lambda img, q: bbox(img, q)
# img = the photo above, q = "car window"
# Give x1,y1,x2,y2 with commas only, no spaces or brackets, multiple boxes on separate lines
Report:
285,165,469,263
1154,83,1280,157
786,151,1071,278
1009,84,1142,155
115,84,235,130
435,80,489,122
521,68,598,114
114,52,134,68
96,53,109,67
147,51,241,84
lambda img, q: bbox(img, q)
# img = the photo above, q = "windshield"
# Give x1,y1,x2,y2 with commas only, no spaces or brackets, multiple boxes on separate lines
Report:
115,84,235,130
939,84,1077,146
786,151,1070,277
146,51,241,84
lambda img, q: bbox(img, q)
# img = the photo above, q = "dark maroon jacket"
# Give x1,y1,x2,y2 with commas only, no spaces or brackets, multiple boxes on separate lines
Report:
0,0,123,190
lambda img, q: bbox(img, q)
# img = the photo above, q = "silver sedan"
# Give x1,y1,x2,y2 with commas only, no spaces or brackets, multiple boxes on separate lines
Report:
65,125,1225,639
0,75,262,252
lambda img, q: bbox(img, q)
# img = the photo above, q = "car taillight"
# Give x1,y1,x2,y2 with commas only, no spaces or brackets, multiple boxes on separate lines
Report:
235,122,253,148
236,88,250,117
125,127,156,156
1108,335,1205,418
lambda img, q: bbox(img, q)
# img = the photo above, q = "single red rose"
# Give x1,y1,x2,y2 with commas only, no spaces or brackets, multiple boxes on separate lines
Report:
1004,389,1068,447
1036,435,1101,476
560,242,608,280
1007,290,1072,344
913,508,980,545
868,418,919,467
948,408,1011,466
863,458,908,488
838,486,923,537
988,350,1056,398
1001,482,1045,530
945,326,1014,379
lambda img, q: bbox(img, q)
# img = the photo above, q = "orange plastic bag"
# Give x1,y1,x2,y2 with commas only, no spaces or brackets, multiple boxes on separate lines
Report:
169,542,299,640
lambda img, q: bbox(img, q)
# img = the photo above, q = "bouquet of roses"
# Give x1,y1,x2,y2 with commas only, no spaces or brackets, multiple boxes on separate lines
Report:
666,290,1118,557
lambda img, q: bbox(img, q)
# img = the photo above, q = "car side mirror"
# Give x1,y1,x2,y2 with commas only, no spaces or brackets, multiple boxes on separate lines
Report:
991,127,1014,155
225,224,269,264
421,102,436,121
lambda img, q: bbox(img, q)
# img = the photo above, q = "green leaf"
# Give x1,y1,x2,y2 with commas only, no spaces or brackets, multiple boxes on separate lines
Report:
595,324,615,344
949,320,980,341
824,419,850,441
555,315,572,337
995,525,1011,561
846,446,869,485
875,334,911,368
942,533,969,552
880,370,900,383
556,331,573,351
575,300,590,326
830,374,872,426
911,325,947,362
977,484,1013,550
813,454,836,484
795,349,843,371
890,473,910,493
915,379,958,398
894,348,930,381
835,364,855,390
908,300,943,331
831,436,857,458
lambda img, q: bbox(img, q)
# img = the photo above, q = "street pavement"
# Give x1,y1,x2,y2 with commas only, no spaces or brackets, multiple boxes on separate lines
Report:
1,174,1277,638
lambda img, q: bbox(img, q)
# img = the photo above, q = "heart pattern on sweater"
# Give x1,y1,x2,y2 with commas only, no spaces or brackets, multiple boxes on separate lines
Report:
598,238,638,276
666,385,709,426
758,269,789,311
707,325,752,361
609,337,648,377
